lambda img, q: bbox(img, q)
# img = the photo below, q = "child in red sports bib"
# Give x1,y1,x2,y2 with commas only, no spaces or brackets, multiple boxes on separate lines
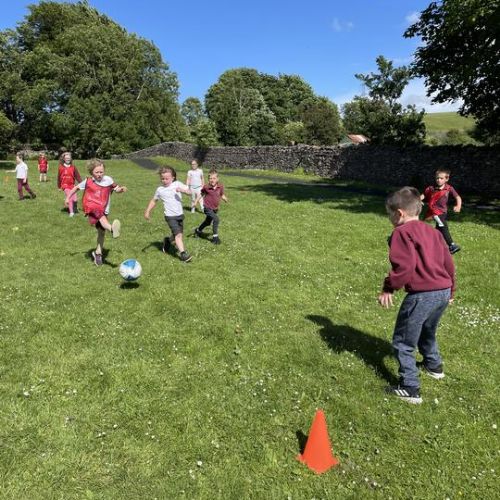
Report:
58,152,82,217
38,152,49,182
65,159,126,266
421,168,462,254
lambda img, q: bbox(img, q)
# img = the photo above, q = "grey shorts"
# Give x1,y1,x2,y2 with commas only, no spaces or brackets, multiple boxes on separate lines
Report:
165,215,184,236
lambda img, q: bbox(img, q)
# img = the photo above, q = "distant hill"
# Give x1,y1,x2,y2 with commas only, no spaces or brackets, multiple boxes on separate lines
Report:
423,112,477,145
424,112,475,133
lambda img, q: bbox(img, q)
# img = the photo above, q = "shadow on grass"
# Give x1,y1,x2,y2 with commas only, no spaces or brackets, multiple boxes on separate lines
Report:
296,430,308,455
240,182,500,229
306,314,397,385
120,282,140,289
81,249,118,268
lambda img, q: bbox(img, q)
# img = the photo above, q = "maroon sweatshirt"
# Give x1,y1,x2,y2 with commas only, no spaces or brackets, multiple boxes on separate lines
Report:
383,220,455,295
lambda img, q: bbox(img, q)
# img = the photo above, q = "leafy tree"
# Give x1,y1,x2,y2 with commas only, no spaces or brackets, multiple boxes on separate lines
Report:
0,111,14,150
405,0,500,138
343,56,425,145
205,69,277,146
279,121,305,144
0,1,187,156
190,117,219,148
299,97,343,145
181,97,205,127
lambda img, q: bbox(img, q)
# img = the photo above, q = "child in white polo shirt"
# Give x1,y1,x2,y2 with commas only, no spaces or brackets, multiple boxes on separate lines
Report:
144,166,192,262
186,159,204,213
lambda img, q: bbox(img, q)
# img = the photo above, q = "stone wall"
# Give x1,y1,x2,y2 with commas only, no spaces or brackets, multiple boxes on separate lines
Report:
126,142,500,196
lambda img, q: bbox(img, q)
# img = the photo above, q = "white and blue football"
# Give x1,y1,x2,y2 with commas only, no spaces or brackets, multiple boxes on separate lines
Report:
119,259,142,281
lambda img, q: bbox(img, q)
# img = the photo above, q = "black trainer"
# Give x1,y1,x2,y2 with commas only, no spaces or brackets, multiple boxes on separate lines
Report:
180,251,192,262
162,237,171,253
385,385,422,404
211,236,221,245
91,251,103,266
449,243,461,254
194,228,202,238
417,362,445,379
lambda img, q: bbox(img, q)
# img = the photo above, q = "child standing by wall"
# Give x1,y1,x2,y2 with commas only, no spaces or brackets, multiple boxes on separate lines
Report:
194,170,228,244
144,166,192,262
65,159,126,266
58,152,82,217
7,152,36,200
186,159,204,213
38,152,49,182
421,169,462,254
378,187,455,404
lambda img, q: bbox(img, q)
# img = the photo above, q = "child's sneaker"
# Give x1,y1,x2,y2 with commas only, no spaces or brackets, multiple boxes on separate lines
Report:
31,193,37,199
162,237,171,253
180,251,192,262
91,251,103,266
111,219,121,238
385,385,422,404
193,228,202,238
449,243,461,254
191,207,196,213
211,236,221,245
69,213,75,217
418,362,445,379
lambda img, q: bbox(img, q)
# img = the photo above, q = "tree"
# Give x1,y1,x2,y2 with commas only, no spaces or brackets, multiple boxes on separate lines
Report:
279,121,305,144
190,117,219,148
181,97,205,127
0,1,187,155
299,97,343,145
343,56,425,145
405,0,500,138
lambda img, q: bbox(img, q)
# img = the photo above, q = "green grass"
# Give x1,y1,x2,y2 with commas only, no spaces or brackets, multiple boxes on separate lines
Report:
423,112,476,134
0,159,499,499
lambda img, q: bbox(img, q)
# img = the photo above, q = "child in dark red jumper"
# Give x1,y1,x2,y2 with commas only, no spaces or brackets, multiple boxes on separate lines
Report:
38,152,49,182
58,152,82,217
378,187,455,404
421,168,462,254
65,159,126,266
194,170,228,244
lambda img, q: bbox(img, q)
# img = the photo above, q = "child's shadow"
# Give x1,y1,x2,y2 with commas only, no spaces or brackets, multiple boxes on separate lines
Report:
141,241,178,258
306,314,397,384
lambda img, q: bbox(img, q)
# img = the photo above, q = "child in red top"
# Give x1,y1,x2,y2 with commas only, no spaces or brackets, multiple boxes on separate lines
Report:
421,169,462,254
194,170,228,244
65,159,126,266
38,152,49,182
58,152,82,217
379,187,455,404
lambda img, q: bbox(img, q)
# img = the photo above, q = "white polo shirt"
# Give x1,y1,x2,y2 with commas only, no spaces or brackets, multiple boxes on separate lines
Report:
154,181,188,217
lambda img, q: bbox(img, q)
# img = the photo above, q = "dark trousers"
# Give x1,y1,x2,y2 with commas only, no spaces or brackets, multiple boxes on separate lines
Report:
433,214,453,246
17,179,34,199
198,207,219,235
392,288,451,388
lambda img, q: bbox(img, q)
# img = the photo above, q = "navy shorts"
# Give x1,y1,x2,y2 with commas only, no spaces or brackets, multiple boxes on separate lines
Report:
165,215,184,236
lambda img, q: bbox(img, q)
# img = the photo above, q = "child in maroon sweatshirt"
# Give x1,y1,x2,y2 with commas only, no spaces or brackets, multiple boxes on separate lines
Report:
378,186,455,404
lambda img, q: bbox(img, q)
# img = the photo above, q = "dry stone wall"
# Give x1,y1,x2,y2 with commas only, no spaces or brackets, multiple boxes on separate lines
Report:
126,142,500,196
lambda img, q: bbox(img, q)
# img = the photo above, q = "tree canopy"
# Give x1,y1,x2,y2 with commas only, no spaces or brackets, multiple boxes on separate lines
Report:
405,0,500,140
205,68,342,146
343,56,425,146
0,1,187,156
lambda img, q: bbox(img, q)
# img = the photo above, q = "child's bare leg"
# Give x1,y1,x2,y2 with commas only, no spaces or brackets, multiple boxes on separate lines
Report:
96,226,106,255
98,215,112,231
174,233,185,253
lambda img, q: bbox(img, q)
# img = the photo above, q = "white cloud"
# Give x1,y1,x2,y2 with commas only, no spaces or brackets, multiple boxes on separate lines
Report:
401,79,463,112
405,11,420,25
331,79,463,113
331,18,354,33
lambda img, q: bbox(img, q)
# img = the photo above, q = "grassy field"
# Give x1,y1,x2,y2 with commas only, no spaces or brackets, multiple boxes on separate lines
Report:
423,113,476,134
0,158,498,499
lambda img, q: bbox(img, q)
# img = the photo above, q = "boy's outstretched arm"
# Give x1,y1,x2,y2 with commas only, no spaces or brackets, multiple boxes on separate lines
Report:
64,185,80,206
144,198,156,220
453,194,462,212
222,194,229,203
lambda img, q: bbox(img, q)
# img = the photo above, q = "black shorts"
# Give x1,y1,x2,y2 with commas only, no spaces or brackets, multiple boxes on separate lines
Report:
165,215,184,236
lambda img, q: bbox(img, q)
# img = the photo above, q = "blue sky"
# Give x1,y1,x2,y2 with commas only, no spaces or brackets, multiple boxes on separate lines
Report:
1,0,460,112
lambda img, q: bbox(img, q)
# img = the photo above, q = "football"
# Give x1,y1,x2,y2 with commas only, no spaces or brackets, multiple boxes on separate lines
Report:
119,259,142,281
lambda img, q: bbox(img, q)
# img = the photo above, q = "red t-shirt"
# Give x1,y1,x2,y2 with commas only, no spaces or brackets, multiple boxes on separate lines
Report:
383,220,455,295
201,183,224,210
38,158,48,173
423,184,459,218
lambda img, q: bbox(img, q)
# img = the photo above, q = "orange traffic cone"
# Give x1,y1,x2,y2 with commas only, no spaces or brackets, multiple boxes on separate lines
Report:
297,409,339,473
